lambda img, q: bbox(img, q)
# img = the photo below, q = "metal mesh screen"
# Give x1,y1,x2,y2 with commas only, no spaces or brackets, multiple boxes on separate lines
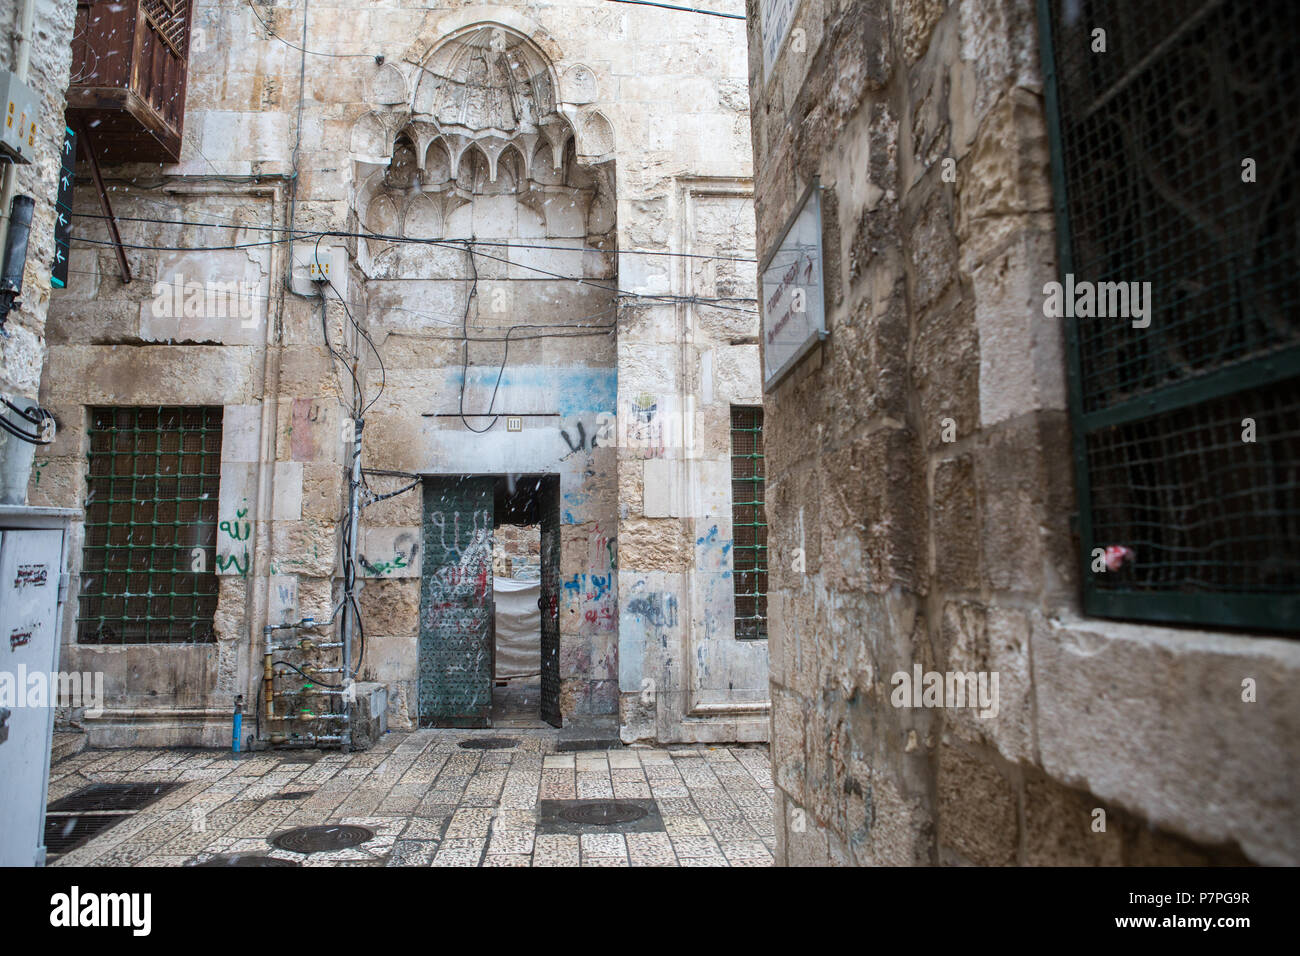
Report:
78,406,222,644
731,406,767,640
1041,0,1300,630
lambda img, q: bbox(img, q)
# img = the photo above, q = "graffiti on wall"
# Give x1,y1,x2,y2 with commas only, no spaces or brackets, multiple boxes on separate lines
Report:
560,522,617,631
425,513,492,607
360,530,420,577
216,502,251,576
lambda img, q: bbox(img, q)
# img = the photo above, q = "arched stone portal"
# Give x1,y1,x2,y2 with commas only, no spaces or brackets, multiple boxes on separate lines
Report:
350,24,620,732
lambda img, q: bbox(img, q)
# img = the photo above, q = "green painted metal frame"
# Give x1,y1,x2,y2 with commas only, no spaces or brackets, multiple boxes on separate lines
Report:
731,406,767,640
417,476,496,728
77,406,222,644
1036,0,1300,632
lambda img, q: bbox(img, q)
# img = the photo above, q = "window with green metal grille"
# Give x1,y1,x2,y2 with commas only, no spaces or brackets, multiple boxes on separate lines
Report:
1038,0,1300,631
731,406,767,640
78,407,223,644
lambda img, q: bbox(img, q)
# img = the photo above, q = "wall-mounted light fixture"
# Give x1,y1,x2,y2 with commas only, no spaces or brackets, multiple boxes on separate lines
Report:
0,194,35,334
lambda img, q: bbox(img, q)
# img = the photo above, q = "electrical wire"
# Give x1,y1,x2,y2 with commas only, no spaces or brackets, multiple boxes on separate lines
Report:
456,239,508,434
0,398,53,444
0,413,49,444
246,0,379,58
71,230,756,312
73,210,758,263
56,265,622,333
361,479,419,508
596,0,745,19
324,271,385,415
242,0,741,64
317,287,365,414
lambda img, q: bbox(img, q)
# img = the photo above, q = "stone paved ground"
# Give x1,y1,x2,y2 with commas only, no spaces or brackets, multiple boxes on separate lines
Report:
46,730,774,867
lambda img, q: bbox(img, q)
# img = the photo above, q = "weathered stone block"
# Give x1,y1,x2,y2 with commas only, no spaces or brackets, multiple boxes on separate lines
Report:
937,741,1017,865
931,455,980,589
1022,771,1122,866
914,288,978,450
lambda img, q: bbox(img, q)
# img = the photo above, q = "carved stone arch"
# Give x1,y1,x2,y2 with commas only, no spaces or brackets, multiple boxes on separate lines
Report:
499,142,528,186
403,192,443,239
385,130,420,189
369,62,409,106
530,139,562,185
561,63,598,105
540,119,572,172
424,137,453,184
350,110,391,163
574,109,615,163
453,139,489,187
403,8,565,69
363,192,401,258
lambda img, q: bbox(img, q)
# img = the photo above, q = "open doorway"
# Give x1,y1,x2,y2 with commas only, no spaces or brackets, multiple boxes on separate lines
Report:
417,474,561,729
491,517,543,726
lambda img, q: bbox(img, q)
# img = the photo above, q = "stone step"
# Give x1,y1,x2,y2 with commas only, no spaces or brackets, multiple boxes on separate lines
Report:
51,730,87,763
556,716,621,752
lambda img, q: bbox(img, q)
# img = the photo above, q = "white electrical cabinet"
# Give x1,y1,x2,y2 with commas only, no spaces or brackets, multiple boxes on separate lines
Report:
0,507,75,866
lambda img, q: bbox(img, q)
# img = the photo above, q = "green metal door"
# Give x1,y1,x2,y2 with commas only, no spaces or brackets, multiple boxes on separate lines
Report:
418,476,495,727
539,475,562,727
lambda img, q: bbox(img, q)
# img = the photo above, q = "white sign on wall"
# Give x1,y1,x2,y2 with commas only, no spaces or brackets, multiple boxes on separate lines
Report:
760,181,826,390
760,0,800,78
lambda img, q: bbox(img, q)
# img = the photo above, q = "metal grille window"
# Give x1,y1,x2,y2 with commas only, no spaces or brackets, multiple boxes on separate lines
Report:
78,407,222,644
731,406,767,640
1039,0,1300,631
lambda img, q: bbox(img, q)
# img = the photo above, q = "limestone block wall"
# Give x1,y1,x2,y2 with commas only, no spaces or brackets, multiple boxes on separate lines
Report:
747,0,1300,865
38,0,765,745
494,524,540,578
0,0,77,491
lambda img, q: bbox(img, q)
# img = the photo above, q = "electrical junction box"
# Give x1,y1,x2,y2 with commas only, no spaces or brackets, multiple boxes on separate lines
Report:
309,258,331,282
0,506,76,866
506,416,522,432
0,71,38,164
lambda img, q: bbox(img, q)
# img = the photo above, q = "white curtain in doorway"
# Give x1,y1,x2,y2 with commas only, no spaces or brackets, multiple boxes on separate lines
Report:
494,577,541,679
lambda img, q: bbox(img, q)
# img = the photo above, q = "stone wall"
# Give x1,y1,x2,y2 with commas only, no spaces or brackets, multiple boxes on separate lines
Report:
747,0,1300,865
0,0,76,496
38,0,767,746
494,523,540,579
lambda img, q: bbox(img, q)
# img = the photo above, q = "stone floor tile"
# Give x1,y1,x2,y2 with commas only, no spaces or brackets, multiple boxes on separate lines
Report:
45,730,772,867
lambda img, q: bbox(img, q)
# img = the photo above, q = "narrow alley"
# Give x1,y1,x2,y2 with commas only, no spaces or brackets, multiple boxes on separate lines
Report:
45,732,775,867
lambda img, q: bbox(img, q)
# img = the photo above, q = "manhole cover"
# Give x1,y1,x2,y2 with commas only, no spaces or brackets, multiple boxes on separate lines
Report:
458,737,518,750
270,825,374,853
558,801,649,826
195,855,300,867
270,790,315,800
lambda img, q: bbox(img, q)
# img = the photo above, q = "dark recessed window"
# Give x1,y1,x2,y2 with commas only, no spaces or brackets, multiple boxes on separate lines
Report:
731,405,767,640
1040,0,1300,631
78,406,222,644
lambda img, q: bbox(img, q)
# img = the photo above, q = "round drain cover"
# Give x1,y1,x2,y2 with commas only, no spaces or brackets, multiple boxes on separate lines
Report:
195,854,300,867
559,802,649,826
458,737,518,750
270,824,374,853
